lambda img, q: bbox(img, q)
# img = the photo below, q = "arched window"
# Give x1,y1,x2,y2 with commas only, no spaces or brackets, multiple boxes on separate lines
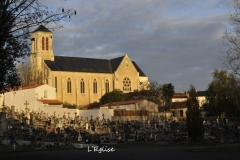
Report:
67,78,71,93
93,79,97,94
46,37,49,50
123,77,131,92
42,37,44,50
55,77,57,93
80,78,85,93
105,79,109,93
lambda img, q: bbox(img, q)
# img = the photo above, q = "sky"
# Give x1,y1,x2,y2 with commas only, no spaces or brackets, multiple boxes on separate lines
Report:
43,0,234,92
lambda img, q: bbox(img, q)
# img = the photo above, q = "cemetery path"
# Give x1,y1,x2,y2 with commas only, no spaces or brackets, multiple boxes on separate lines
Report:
1,146,240,160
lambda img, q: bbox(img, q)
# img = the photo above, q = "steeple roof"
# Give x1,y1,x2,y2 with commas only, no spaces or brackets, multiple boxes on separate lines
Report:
33,25,52,33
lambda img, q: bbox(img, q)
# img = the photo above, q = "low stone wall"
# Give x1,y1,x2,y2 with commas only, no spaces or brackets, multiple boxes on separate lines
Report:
114,110,148,116
112,116,147,122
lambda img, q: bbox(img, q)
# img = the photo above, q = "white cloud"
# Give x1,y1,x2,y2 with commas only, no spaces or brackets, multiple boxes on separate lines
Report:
42,0,236,92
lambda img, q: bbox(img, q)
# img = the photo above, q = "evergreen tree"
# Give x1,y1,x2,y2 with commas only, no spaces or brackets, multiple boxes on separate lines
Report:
99,89,130,105
161,83,175,112
186,85,204,142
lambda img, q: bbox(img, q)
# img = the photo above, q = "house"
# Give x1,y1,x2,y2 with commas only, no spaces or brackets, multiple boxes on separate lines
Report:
197,91,207,107
101,99,158,112
4,84,65,115
100,99,158,121
171,91,208,120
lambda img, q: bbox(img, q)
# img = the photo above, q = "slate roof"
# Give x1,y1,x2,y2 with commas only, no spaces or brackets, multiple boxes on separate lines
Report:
132,61,146,76
33,25,52,33
110,56,124,73
45,55,147,76
45,56,112,73
197,91,208,97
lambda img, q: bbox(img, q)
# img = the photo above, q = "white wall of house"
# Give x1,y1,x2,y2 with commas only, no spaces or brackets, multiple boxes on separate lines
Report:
4,84,61,112
36,84,56,99
172,98,187,102
5,87,36,112
198,96,206,107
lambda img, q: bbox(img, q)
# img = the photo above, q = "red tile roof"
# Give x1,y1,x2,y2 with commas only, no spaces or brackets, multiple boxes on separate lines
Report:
37,99,62,104
173,93,188,98
101,99,144,107
21,84,43,90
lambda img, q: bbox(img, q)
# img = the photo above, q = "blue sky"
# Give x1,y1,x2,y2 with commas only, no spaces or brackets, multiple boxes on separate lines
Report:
43,0,235,92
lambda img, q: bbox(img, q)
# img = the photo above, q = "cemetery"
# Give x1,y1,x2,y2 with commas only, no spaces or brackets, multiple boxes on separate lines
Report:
0,103,240,152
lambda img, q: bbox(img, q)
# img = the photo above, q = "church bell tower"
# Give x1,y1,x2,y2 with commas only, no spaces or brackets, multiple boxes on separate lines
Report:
30,25,54,69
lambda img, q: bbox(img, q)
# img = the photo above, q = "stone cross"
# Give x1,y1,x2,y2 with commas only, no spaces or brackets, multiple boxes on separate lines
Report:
24,101,29,109
102,114,105,120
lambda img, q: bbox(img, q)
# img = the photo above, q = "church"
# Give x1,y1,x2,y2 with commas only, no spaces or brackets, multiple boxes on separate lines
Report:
30,25,148,108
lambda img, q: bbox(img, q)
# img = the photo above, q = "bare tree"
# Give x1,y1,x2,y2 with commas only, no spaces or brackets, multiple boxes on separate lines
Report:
0,0,76,92
17,60,44,86
17,61,31,86
223,0,240,76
